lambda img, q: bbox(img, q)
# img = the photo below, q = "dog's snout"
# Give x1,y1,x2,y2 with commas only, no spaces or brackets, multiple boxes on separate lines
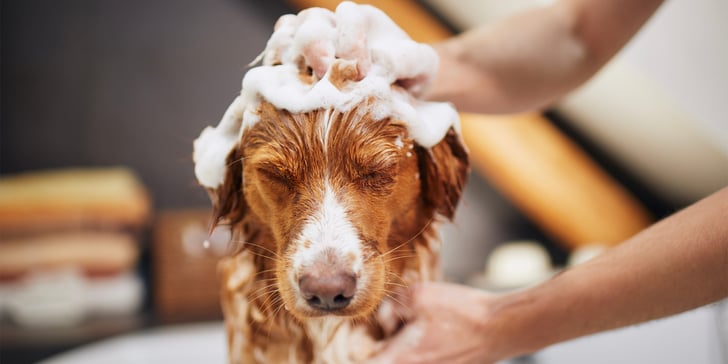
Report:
299,270,356,311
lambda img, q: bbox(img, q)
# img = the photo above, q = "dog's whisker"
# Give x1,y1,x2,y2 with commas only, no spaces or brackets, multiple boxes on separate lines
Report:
228,239,281,257
251,295,285,340
265,298,288,336
384,281,409,289
381,253,419,264
252,268,279,277
350,314,373,329
248,251,279,261
381,217,436,258
226,156,250,168
260,299,285,328
253,285,281,307
380,240,413,259
224,244,280,263
230,240,282,260
247,283,279,303
252,276,277,284
382,291,415,322
385,271,410,284
250,277,277,288
243,250,279,263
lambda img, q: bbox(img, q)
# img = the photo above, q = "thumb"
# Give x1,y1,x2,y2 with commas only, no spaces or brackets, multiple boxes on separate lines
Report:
392,283,422,321
377,283,419,337
364,321,426,364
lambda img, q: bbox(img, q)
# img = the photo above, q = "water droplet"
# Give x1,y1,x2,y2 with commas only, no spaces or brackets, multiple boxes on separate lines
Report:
203,240,211,249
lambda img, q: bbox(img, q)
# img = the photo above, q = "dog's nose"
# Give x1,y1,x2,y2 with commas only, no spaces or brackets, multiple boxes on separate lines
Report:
299,271,356,311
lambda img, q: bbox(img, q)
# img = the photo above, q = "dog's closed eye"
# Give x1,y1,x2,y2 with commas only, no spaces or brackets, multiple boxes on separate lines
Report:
354,166,396,196
347,141,402,196
256,164,297,190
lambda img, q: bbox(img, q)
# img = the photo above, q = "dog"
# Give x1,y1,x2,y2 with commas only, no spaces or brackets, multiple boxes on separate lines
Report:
193,3,468,363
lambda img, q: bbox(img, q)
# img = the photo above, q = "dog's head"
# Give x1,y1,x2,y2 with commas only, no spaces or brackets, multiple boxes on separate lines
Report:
207,97,467,320
194,2,468,324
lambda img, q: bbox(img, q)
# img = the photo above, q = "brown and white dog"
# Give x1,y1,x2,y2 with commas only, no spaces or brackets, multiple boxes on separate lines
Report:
195,3,468,363
208,96,467,363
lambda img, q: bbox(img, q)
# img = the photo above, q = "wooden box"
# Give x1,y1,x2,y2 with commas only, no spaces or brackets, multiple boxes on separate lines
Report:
152,209,231,323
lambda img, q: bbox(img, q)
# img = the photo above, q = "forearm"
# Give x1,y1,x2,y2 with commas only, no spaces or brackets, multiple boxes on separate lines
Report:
427,0,664,114
491,186,728,357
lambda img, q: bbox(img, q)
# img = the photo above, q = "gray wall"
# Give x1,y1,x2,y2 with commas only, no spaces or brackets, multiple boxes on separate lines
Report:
1,0,292,208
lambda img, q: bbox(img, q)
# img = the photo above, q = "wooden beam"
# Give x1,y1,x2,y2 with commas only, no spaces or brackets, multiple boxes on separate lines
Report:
460,113,652,248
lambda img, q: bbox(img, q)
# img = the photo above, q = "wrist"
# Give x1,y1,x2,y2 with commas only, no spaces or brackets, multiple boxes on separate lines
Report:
482,289,555,359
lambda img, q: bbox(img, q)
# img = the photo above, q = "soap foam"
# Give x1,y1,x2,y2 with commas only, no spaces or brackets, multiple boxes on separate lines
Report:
193,1,460,188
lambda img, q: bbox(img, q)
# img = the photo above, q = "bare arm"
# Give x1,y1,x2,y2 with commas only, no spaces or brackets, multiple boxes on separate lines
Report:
426,0,664,114
368,186,728,363
491,185,728,357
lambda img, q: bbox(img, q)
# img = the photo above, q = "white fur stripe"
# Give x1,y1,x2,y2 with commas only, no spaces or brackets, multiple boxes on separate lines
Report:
291,182,364,281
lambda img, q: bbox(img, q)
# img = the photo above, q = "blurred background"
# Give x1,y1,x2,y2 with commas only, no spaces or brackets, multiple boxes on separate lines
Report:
1,0,726,363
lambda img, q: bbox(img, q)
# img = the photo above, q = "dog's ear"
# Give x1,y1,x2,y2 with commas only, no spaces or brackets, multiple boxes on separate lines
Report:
208,146,247,228
416,128,469,220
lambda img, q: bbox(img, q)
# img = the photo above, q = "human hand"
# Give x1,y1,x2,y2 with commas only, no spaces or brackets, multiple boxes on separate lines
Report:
261,2,438,96
366,282,508,364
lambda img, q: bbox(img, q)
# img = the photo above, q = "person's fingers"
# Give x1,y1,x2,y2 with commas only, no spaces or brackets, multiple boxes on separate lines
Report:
302,39,335,78
262,14,298,66
294,8,336,78
376,282,416,336
390,283,421,322
364,321,426,364
267,2,441,90
274,13,296,31
334,1,371,79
